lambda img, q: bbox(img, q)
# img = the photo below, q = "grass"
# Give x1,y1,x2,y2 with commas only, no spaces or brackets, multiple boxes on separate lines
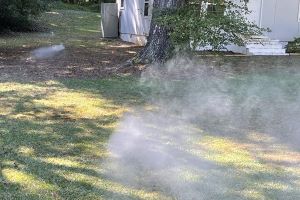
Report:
0,3,300,200
3,93,298,200
0,78,159,200
0,4,103,49
48,2,100,13
0,5,158,200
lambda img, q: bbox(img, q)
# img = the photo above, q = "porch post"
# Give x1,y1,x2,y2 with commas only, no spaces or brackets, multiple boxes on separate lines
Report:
259,0,264,28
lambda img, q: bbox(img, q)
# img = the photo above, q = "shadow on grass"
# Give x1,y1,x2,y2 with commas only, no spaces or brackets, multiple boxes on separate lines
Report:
58,76,151,106
0,77,156,199
0,71,299,199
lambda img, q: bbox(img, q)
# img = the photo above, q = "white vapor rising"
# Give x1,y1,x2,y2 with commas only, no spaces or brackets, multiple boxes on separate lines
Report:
31,44,65,59
104,57,300,200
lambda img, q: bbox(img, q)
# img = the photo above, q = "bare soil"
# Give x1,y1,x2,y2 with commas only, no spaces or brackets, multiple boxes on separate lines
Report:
0,40,142,82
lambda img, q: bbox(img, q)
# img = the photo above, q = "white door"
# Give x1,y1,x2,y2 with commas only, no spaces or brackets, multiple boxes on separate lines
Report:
143,0,152,36
136,0,152,36
261,0,300,41
119,0,139,35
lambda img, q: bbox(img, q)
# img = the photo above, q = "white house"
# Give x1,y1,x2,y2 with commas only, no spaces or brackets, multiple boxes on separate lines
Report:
116,0,300,55
116,0,153,46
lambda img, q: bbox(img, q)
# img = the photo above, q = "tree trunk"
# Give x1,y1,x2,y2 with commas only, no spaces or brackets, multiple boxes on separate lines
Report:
137,0,185,63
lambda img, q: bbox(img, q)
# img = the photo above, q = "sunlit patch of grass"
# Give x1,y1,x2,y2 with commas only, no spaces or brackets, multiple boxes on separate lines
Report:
0,9,103,49
0,77,158,199
35,91,127,120
260,151,300,164
3,168,56,192
54,170,169,200
240,189,265,200
199,134,300,176
196,132,300,199
178,170,202,182
247,131,276,143
18,146,35,156
200,136,266,172
41,157,83,168
0,80,132,121
259,181,290,190
0,82,49,92
0,82,53,116
285,167,300,176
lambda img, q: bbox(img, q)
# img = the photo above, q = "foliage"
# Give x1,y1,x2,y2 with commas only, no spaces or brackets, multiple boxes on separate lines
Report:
0,9,102,49
61,0,115,5
155,0,266,51
0,0,49,32
0,77,150,199
48,1,99,12
286,37,300,53
56,0,115,12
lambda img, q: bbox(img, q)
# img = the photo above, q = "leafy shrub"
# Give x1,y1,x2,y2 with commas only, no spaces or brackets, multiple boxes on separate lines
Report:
49,1,101,12
286,38,300,53
156,0,266,51
0,0,47,32
61,0,114,6
54,0,115,12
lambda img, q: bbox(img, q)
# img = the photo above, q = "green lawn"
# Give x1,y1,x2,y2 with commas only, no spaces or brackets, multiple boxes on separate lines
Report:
0,78,156,200
0,6,102,49
0,3,300,200
0,5,158,200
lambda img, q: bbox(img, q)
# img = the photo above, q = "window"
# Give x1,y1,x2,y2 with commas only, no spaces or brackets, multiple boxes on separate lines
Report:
144,0,150,16
121,0,124,8
207,3,217,13
206,0,225,16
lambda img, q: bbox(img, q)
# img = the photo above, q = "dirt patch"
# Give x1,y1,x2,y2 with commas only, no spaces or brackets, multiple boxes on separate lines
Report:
0,40,142,82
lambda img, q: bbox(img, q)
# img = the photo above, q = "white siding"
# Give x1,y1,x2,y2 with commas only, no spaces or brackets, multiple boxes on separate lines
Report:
235,0,300,41
117,0,300,45
261,0,300,41
118,0,153,45
247,0,263,25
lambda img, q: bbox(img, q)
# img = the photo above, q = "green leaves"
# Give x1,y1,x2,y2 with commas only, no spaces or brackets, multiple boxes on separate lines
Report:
0,0,47,31
155,0,265,51
286,37,300,53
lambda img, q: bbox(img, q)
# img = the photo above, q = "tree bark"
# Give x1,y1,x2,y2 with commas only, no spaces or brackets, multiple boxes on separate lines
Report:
137,0,185,63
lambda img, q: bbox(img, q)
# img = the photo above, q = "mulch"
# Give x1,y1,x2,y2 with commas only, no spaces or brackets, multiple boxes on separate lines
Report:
0,40,143,82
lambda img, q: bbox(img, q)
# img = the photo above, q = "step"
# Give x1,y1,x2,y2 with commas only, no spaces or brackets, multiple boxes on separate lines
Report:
247,50,288,55
247,40,281,45
250,35,270,40
246,44,283,49
247,51,288,55
248,51,288,55
249,52,288,56
247,48,286,54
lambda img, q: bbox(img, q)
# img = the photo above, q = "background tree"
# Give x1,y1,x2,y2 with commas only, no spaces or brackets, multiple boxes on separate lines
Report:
138,0,265,63
0,0,47,32
61,0,115,5
137,0,185,64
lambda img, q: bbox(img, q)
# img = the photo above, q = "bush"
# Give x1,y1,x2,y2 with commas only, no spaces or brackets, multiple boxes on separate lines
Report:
286,38,300,53
0,0,47,32
49,1,100,12
156,0,265,51
61,0,115,6
56,0,115,12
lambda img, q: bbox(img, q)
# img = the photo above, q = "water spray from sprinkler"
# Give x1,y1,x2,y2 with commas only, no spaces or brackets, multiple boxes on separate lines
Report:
30,44,65,59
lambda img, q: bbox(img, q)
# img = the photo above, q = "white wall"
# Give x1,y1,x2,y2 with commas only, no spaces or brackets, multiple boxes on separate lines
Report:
230,0,300,41
117,0,153,45
117,0,300,46
246,0,263,25
260,0,300,41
